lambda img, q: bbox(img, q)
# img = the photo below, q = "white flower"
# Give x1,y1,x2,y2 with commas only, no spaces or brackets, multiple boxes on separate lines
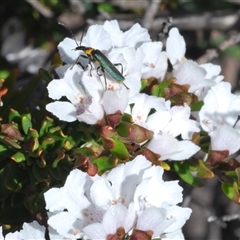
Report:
173,60,212,94
19,221,46,240
134,165,183,209
137,41,168,80
200,63,223,84
136,205,191,238
210,124,240,155
146,134,200,160
101,88,129,115
148,103,200,139
166,28,186,66
125,93,168,130
199,81,240,132
57,20,148,93
136,207,175,237
46,65,105,124
103,20,151,48
166,28,223,99
44,169,100,238
83,203,136,239
46,63,131,124
44,155,191,239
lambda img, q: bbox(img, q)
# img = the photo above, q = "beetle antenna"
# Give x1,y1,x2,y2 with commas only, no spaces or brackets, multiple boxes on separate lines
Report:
58,22,79,46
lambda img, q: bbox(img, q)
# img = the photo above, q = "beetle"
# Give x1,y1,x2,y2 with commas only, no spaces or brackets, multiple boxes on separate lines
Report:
73,43,128,90
58,23,128,89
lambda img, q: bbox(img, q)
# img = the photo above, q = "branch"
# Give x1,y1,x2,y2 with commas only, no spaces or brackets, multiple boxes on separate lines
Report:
142,0,162,29
197,31,240,64
26,0,54,18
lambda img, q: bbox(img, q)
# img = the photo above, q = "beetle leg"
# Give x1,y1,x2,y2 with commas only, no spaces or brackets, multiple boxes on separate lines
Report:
113,63,123,74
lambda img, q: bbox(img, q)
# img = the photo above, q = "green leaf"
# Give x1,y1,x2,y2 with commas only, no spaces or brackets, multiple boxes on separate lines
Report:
116,122,131,137
39,117,54,137
92,156,117,173
223,45,240,59
98,3,114,13
8,109,21,123
109,139,130,160
121,113,133,123
151,81,171,97
0,144,8,154
11,152,26,163
191,100,204,111
0,70,10,79
32,163,48,182
22,113,32,135
38,68,53,82
221,182,240,203
41,137,55,150
225,170,238,182
48,158,72,181
25,191,43,214
174,161,203,187
196,160,214,178
4,162,27,191
102,137,130,160
27,128,39,138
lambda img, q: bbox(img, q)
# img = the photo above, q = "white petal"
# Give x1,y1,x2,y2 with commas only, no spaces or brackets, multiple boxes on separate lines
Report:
48,212,83,239
173,60,209,93
83,223,107,239
137,207,174,236
199,82,240,132
138,42,168,80
44,187,65,212
123,23,151,48
210,125,240,155
90,178,114,209
166,28,186,65
20,221,45,240
58,37,80,64
102,88,129,114
200,63,221,79
170,140,200,160
164,206,192,232
146,110,171,133
103,20,123,47
83,25,111,51
147,135,200,160
46,101,77,122
76,99,104,124
162,104,200,139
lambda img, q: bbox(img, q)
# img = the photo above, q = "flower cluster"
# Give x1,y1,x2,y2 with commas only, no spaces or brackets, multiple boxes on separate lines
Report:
46,20,240,163
3,19,240,239
2,156,191,239
44,155,192,239
46,20,202,162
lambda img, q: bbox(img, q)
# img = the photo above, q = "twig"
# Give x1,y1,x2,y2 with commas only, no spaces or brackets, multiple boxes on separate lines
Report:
157,17,172,41
142,0,162,29
208,212,240,227
90,9,239,32
25,0,54,18
151,10,240,31
197,31,240,64
69,0,86,14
